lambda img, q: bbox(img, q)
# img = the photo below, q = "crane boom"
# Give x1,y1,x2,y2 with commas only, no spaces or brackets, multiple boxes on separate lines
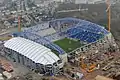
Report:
0,16,21,41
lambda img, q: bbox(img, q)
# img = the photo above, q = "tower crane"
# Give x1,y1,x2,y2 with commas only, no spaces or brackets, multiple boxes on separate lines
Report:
0,16,21,41
0,0,22,41
18,16,21,32
106,0,111,32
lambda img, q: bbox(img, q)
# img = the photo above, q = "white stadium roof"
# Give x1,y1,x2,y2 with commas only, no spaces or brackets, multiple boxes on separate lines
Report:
4,37,60,65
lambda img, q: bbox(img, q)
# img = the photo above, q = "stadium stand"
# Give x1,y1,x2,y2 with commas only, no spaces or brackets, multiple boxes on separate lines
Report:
12,32,65,54
24,22,50,33
12,18,109,54
44,32,65,42
49,18,108,43
35,28,56,37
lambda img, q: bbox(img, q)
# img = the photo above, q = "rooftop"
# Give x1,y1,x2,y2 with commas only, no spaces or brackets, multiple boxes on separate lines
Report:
4,37,60,65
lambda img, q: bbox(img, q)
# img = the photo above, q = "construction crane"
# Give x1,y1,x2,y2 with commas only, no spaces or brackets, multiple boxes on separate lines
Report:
0,0,22,41
0,16,21,41
106,0,111,32
18,16,21,32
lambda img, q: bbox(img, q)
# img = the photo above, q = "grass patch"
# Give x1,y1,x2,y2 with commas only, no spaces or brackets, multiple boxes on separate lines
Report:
102,24,108,29
54,38,84,53
51,49,59,56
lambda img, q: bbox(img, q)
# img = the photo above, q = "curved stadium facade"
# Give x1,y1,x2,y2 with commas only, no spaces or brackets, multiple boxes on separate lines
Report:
4,18,117,75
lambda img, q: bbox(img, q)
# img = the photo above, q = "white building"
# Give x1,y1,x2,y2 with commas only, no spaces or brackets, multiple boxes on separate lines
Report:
4,37,64,75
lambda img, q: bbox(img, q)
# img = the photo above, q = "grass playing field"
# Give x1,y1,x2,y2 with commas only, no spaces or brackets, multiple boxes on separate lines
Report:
54,38,84,53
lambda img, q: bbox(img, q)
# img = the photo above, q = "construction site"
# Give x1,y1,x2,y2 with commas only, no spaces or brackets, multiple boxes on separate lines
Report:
0,0,120,80
0,17,119,80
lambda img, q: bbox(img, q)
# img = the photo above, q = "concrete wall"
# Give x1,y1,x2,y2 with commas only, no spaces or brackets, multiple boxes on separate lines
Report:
4,48,36,69
68,33,119,61
59,53,68,63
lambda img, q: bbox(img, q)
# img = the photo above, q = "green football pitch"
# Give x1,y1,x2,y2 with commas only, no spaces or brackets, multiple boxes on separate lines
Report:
54,38,84,53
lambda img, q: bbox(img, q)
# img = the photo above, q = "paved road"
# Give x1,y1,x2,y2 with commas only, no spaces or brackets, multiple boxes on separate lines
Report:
57,8,88,13
0,28,18,36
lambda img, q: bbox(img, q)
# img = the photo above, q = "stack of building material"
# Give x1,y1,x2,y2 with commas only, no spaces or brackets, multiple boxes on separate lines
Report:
0,73,4,80
0,59,13,72
3,71,12,79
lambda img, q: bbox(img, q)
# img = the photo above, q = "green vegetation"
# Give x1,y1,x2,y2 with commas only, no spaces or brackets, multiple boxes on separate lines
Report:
102,24,108,29
54,38,84,53
51,49,59,56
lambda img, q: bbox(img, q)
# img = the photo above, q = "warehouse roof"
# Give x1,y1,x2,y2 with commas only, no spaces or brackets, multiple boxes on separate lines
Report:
4,37,60,65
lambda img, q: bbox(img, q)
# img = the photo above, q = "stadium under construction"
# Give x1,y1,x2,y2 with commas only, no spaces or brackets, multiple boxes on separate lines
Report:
2,17,119,76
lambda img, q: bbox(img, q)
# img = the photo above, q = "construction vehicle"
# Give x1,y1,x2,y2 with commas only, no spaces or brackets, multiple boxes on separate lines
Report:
87,64,97,73
18,16,21,32
80,56,97,73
